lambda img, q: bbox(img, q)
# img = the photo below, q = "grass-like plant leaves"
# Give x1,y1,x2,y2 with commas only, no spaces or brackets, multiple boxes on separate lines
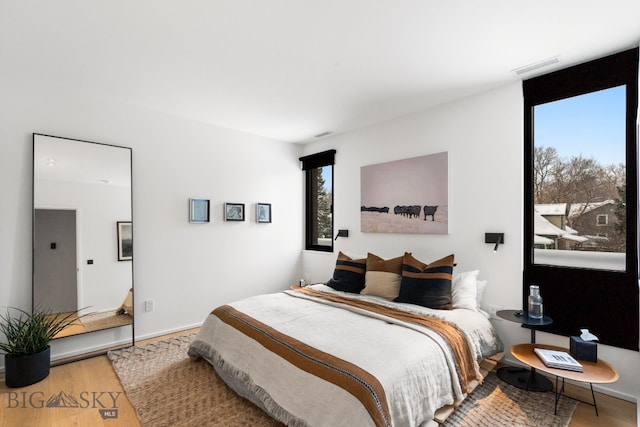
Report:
0,307,83,356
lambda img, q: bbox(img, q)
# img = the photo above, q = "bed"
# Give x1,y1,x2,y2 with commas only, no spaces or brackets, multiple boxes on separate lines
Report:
188,252,504,427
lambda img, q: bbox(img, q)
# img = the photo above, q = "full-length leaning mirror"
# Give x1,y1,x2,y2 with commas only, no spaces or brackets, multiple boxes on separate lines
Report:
33,133,134,343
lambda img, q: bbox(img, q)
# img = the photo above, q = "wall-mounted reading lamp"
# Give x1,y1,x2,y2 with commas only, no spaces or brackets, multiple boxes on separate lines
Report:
335,229,349,240
485,233,504,252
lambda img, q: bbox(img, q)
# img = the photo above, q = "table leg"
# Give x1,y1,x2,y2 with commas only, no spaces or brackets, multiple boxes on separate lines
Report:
590,383,599,416
553,376,599,416
554,376,563,415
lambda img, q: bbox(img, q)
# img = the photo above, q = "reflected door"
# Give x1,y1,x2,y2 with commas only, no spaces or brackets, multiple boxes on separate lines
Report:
34,209,77,313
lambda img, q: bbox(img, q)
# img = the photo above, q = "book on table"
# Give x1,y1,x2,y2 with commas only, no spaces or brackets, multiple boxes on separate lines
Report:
534,348,583,372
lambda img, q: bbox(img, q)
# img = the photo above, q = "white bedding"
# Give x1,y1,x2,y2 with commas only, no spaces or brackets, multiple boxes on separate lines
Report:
188,284,503,427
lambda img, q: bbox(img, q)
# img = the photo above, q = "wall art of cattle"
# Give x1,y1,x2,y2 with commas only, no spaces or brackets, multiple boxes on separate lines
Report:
360,152,448,234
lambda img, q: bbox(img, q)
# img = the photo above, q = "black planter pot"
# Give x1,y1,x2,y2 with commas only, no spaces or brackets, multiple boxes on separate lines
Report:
4,346,51,388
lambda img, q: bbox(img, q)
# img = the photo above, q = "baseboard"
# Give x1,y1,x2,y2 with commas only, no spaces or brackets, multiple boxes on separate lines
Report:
134,322,203,342
51,336,135,362
0,337,134,374
51,342,133,367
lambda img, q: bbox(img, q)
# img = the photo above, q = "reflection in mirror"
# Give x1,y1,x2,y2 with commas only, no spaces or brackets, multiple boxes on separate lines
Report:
33,134,134,340
532,86,626,271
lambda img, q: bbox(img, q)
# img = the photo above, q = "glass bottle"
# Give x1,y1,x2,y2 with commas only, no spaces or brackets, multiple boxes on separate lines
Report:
528,284,543,319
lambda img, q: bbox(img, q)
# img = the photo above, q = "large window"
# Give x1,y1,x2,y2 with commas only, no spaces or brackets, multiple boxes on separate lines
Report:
300,150,335,252
524,48,639,351
532,86,627,268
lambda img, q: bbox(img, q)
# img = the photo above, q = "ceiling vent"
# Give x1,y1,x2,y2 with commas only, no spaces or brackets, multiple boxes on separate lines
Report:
314,131,332,138
512,56,560,76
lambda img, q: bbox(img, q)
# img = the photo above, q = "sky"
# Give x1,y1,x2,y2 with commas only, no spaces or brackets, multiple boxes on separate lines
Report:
321,165,332,191
534,85,626,167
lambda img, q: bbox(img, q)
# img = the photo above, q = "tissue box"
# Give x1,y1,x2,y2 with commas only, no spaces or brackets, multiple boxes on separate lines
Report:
569,336,597,362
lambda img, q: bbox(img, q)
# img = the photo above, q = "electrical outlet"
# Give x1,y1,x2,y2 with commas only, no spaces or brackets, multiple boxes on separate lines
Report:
487,305,502,320
144,300,154,312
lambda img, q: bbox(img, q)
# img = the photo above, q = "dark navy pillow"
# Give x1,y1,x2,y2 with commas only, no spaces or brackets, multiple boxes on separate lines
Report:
326,252,366,293
394,253,454,309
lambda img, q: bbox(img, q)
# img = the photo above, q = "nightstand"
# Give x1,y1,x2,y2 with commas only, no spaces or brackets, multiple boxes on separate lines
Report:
496,309,554,392
512,343,618,415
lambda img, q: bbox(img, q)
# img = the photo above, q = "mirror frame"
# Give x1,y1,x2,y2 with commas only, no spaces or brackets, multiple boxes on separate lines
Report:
32,133,134,346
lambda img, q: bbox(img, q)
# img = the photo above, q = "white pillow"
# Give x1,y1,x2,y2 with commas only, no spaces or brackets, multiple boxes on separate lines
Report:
476,279,487,307
478,308,490,318
452,270,479,310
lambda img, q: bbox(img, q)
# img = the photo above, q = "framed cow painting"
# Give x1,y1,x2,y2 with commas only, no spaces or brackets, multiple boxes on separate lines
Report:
360,152,449,234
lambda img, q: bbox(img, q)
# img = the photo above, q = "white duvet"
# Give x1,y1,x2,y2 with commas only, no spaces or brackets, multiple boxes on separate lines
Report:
188,284,503,427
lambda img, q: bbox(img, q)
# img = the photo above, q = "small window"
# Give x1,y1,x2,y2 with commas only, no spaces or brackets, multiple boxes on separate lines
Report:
596,214,608,226
300,150,335,252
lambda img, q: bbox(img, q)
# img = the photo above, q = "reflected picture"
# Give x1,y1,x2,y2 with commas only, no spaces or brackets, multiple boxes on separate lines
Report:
117,221,133,261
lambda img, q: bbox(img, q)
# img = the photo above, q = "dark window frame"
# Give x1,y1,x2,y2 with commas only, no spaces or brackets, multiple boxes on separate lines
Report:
300,150,336,252
523,48,639,351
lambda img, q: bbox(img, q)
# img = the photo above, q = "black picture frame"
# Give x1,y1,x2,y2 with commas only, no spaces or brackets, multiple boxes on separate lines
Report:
224,203,245,221
256,203,272,223
117,221,133,261
189,198,210,223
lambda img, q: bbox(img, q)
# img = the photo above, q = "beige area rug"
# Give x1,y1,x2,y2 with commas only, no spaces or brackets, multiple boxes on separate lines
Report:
109,334,576,427
108,333,282,427
442,371,577,427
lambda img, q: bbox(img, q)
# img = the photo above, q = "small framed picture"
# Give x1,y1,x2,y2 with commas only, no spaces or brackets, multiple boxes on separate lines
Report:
224,203,245,221
256,203,272,223
117,221,133,261
189,198,210,223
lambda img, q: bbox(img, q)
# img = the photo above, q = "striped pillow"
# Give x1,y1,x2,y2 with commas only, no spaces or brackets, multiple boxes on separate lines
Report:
361,253,404,299
394,253,455,309
326,252,366,293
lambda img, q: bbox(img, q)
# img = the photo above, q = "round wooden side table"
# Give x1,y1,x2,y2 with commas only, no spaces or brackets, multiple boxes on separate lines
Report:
512,343,618,415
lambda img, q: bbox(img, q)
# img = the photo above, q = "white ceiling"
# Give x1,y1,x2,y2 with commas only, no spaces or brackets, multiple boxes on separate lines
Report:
3,1,639,143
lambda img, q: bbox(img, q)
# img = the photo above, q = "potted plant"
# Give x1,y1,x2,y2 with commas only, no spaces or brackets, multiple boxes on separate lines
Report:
0,307,80,388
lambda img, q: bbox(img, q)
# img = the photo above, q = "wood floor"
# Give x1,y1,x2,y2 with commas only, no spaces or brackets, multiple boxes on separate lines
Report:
52,311,133,339
0,328,636,427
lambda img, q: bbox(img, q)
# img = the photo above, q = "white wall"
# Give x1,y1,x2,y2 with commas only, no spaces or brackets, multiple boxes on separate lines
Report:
301,82,640,402
0,81,303,364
